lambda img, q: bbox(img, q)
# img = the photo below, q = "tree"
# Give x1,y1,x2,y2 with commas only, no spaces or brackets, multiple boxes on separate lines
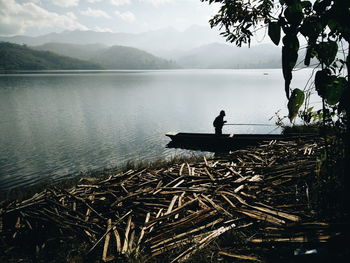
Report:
202,0,350,210
201,0,349,129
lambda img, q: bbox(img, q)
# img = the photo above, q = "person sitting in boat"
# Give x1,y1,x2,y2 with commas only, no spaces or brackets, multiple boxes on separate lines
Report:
213,110,227,135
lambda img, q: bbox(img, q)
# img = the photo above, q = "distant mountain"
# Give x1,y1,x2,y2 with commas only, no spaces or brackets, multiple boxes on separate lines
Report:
33,42,178,69
1,27,288,69
0,42,102,70
0,26,224,55
91,45,177,69
33,43,106,61
32,41,283,69
176,43,282,69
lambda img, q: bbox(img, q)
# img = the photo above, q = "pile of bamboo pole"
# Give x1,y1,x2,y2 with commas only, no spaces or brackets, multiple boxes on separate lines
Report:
0,137,338,262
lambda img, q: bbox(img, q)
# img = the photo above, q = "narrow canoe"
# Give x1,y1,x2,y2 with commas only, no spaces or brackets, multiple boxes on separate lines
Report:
166,132,317,151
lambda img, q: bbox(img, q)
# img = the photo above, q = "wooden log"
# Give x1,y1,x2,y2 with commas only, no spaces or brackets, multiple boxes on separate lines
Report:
234,185,245,193
203,156,209,167
187,163,192,176
149,209,163,233
87,210,132,254
234,208,286,225
249,233,338,243
136,212,150,254
113,227,122,253
145,199,198,228
179,163,185,176
151,232,209,257
175,192,185,219
165,195,179,215
150,216,224,249
122,215,132,254
129,227,135,252
102,219,113,262
170,222,236,263
230,193,300,222
147,208,215,244
201,195,233,218
61,188,106,221
204,167,215,181
220,194,236,208
219,251,262,262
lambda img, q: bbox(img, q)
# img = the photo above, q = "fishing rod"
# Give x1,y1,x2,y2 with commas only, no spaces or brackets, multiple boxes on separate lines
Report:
224,123,276,127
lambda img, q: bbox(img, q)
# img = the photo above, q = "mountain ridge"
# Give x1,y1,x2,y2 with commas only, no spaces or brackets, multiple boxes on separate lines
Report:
0,26,224,53
0,42,178,70
33,42,178,69
0,42,102,70
32,41,283,69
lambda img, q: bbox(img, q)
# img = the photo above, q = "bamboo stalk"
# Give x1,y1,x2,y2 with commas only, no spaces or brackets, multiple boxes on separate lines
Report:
102,219,112,261
122,215,132,254
170,222,236,263
218,251,262,262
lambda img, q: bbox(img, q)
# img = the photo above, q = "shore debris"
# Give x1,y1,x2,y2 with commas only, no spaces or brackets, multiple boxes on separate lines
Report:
0,137,342,262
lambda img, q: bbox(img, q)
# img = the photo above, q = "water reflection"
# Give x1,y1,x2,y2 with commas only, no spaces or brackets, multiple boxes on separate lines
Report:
0,69,313,191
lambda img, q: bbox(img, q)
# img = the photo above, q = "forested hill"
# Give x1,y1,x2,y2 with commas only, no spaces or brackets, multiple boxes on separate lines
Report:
91,45,178,69
34,43,178,69
0,42,102,70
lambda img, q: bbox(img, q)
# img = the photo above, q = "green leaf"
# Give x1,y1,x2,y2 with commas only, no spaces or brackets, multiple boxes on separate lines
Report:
313,0,332,13
339,85,350,113
268,22,281,46
315,70,347,105
304,46,312,66
315,69,330,98
288,88,305,121
300,17,323,40
324,77,347,105
301,1,312,9
282,34,299,52
282,47,293,99
284,2,304,26
282,35,299,99
282,46,298,71
315,41,338,66
327,19,338,32
284,0,297,6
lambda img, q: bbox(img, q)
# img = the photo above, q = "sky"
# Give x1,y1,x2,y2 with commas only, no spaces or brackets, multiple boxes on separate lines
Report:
0,0,221,36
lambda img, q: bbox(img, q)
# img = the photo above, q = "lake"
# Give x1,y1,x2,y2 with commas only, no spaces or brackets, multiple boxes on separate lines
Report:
0,69,316,191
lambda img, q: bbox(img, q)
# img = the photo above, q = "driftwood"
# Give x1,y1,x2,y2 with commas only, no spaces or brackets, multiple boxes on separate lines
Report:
1,137,340,262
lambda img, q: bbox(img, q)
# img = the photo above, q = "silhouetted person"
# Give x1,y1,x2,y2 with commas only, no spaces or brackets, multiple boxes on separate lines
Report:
213,110,227,135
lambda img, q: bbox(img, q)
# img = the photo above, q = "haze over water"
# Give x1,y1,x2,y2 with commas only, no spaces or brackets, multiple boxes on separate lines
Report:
0,69,314,191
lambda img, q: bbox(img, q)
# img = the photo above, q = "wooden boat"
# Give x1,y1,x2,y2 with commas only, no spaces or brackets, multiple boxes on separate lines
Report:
166,132,317,151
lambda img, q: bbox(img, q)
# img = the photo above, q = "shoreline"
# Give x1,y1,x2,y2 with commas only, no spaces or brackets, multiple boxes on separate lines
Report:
2,137,347,262
0,155,208,202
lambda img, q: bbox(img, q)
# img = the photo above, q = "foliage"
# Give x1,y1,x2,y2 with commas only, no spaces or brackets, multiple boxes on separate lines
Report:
281,123,320,135
201,0,350,127
287,88,305,121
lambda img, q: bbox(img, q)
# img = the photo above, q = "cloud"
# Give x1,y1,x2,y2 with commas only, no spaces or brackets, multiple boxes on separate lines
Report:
139,0,171,6
115,10,136,22
110,0,130,6
24,0,41,3
80,7,111,19
0,0,88,36
86,0,102,3
52,0,79,8
92,26,113,32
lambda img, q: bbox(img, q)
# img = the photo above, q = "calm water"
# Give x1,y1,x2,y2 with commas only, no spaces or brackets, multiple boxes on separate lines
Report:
0,69,314,191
